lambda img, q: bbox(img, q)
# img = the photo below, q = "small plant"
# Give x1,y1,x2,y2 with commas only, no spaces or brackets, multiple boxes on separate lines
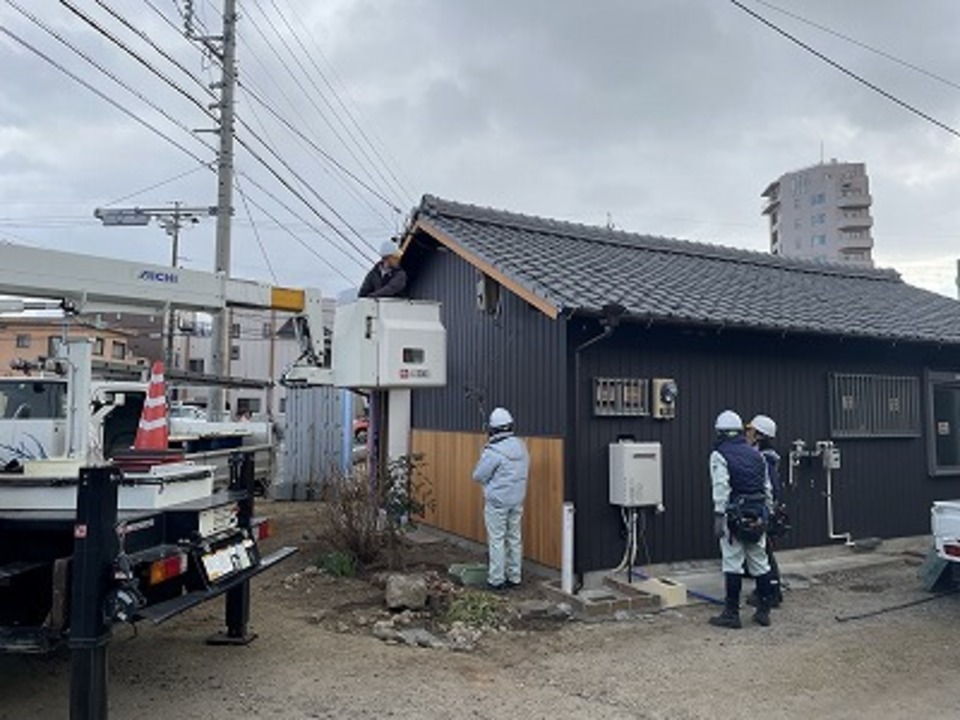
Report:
318,453,435,571
442,590,508,628
320,550,357,577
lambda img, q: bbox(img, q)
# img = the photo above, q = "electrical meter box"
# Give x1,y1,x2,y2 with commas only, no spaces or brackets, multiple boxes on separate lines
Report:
332,298,447,389
609,441,663,507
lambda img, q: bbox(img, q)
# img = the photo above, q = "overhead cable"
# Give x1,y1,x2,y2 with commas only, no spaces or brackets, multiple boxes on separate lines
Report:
4,1,215,154
59,0,218,122
93,0,217,99
752,0,960,93
275,0,419,204
0,26,211,165
730,0,960,140
252,0,410,209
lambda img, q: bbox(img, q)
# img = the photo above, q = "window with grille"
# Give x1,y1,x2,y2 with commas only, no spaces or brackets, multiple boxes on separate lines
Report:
829,373,920,438
593,378,650,417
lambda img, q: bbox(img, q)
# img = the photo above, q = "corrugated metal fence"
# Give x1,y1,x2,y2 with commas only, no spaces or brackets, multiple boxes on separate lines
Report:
275,386,344,500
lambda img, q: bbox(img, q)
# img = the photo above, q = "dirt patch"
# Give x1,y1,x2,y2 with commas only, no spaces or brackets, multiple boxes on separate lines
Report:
3,503,960,719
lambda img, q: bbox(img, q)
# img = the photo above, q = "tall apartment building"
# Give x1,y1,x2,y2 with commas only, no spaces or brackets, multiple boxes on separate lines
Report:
761,160,874,266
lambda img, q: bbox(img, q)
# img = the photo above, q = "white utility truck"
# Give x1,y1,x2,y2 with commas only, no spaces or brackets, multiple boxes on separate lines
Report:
0,243,446,658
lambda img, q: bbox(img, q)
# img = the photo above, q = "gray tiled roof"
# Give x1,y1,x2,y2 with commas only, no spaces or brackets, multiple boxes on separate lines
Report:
416,195,960,345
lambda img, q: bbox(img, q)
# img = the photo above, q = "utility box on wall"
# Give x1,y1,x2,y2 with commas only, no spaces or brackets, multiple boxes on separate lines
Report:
609,441,663,507
332,298,447,389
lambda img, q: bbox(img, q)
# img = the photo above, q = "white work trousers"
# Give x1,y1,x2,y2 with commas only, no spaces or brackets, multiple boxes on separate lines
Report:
484,503,523,585
719,526,770,576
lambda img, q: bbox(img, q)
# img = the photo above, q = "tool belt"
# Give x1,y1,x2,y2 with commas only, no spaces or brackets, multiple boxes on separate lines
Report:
767,502,791,538
726,493,769,544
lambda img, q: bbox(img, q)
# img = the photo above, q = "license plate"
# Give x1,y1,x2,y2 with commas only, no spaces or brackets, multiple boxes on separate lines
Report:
201,538,257,583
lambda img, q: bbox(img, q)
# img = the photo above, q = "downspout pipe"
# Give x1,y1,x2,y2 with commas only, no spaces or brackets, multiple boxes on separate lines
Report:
571,304,626,589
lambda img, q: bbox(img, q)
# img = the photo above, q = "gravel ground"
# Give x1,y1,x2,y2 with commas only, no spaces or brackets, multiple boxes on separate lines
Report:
3,503,960,719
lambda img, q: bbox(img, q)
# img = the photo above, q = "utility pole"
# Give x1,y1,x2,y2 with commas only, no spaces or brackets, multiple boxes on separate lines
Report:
209,0,238,421
93,204,216,372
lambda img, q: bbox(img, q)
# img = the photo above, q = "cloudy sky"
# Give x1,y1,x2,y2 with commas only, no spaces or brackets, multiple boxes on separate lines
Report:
1,0,959,299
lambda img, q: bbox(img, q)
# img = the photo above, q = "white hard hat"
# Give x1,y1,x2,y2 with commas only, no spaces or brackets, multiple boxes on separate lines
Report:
715,410,743,432
489,407,513,429
379,239,401,257
749,414,777,439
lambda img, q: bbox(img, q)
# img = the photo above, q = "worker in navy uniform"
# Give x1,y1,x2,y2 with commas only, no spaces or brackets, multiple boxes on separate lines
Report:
709,410,775,629
746,414,785,608
358,239,407,298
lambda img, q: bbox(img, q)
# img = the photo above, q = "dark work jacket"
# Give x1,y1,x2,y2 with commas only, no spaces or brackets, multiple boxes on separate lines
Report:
760,447,781,503
358,262,407,298
715,436,766,498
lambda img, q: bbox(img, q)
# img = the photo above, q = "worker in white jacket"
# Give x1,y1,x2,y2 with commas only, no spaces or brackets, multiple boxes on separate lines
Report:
472,407,530,590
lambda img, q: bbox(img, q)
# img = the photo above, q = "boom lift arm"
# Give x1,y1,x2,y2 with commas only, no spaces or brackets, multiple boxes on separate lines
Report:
0,244,326,361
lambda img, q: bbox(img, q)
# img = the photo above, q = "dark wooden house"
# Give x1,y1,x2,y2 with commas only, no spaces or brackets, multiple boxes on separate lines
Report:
400,195,960,574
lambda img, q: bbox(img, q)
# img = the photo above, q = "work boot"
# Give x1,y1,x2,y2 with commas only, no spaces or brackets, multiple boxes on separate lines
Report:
709,573,742,629
753,574,773,627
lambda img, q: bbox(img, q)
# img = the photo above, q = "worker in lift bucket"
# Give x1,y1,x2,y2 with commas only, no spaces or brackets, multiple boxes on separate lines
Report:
746,414,787,608
358,239,407,298
709,410,775,629
472,407,530,591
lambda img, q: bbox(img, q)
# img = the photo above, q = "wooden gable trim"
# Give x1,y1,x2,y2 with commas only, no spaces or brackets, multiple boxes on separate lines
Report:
411,218,560,320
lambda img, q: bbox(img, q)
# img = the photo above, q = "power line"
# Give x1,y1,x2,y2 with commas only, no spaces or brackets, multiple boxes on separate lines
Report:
4,1,215,154
236,172,361,283
0,26,211,165
234,125,378,261
232,49,395,228
236,6,401,215
234,175,278,284
730,0,960,140
752,0,960,94
254,0,411,209
59,0,218,123
240,83,402,215
272,0,418,206
104,165,211,205
93,0,217,100
55,1,370,267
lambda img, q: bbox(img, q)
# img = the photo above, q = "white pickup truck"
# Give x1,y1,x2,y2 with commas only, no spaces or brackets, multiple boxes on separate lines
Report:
931,500,960,562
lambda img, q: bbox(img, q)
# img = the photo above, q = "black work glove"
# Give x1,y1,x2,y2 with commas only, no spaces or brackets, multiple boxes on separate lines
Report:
713,513,727,539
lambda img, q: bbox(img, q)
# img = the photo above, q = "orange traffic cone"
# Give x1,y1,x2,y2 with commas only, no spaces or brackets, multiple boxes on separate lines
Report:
133,360,169,450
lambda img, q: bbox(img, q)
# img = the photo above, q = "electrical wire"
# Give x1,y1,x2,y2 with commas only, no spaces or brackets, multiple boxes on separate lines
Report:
4,1,215,154
730,0,960,140
143,0,223,65
233,126,379,261
0,26,211,166
93,0,217,100
239,85,401,216
237,171,366,278
238,1,403,212
59,0,218,123
104,165,210,206
752,0,960,94
53,0,375,268
234,175,278,285
259,0,412,209
275,0,419,204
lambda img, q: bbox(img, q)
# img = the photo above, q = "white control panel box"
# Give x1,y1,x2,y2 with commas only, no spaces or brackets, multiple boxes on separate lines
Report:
332,298,447,389
609,441,663,507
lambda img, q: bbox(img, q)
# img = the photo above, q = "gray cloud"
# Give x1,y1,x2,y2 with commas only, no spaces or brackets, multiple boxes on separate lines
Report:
1,0,959,299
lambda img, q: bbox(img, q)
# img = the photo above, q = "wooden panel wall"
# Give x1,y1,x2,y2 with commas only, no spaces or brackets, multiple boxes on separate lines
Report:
411,430,564,568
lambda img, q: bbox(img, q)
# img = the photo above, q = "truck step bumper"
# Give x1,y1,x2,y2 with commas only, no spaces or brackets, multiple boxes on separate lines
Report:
135,545,298,624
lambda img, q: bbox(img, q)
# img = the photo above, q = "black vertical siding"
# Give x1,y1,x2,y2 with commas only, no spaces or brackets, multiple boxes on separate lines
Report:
407,242,567,437
570,320,960,571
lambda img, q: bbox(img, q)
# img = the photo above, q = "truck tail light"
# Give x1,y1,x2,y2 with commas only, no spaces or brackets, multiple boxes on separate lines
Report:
148,552,188,585
944,543,960,559
256,519,273,541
